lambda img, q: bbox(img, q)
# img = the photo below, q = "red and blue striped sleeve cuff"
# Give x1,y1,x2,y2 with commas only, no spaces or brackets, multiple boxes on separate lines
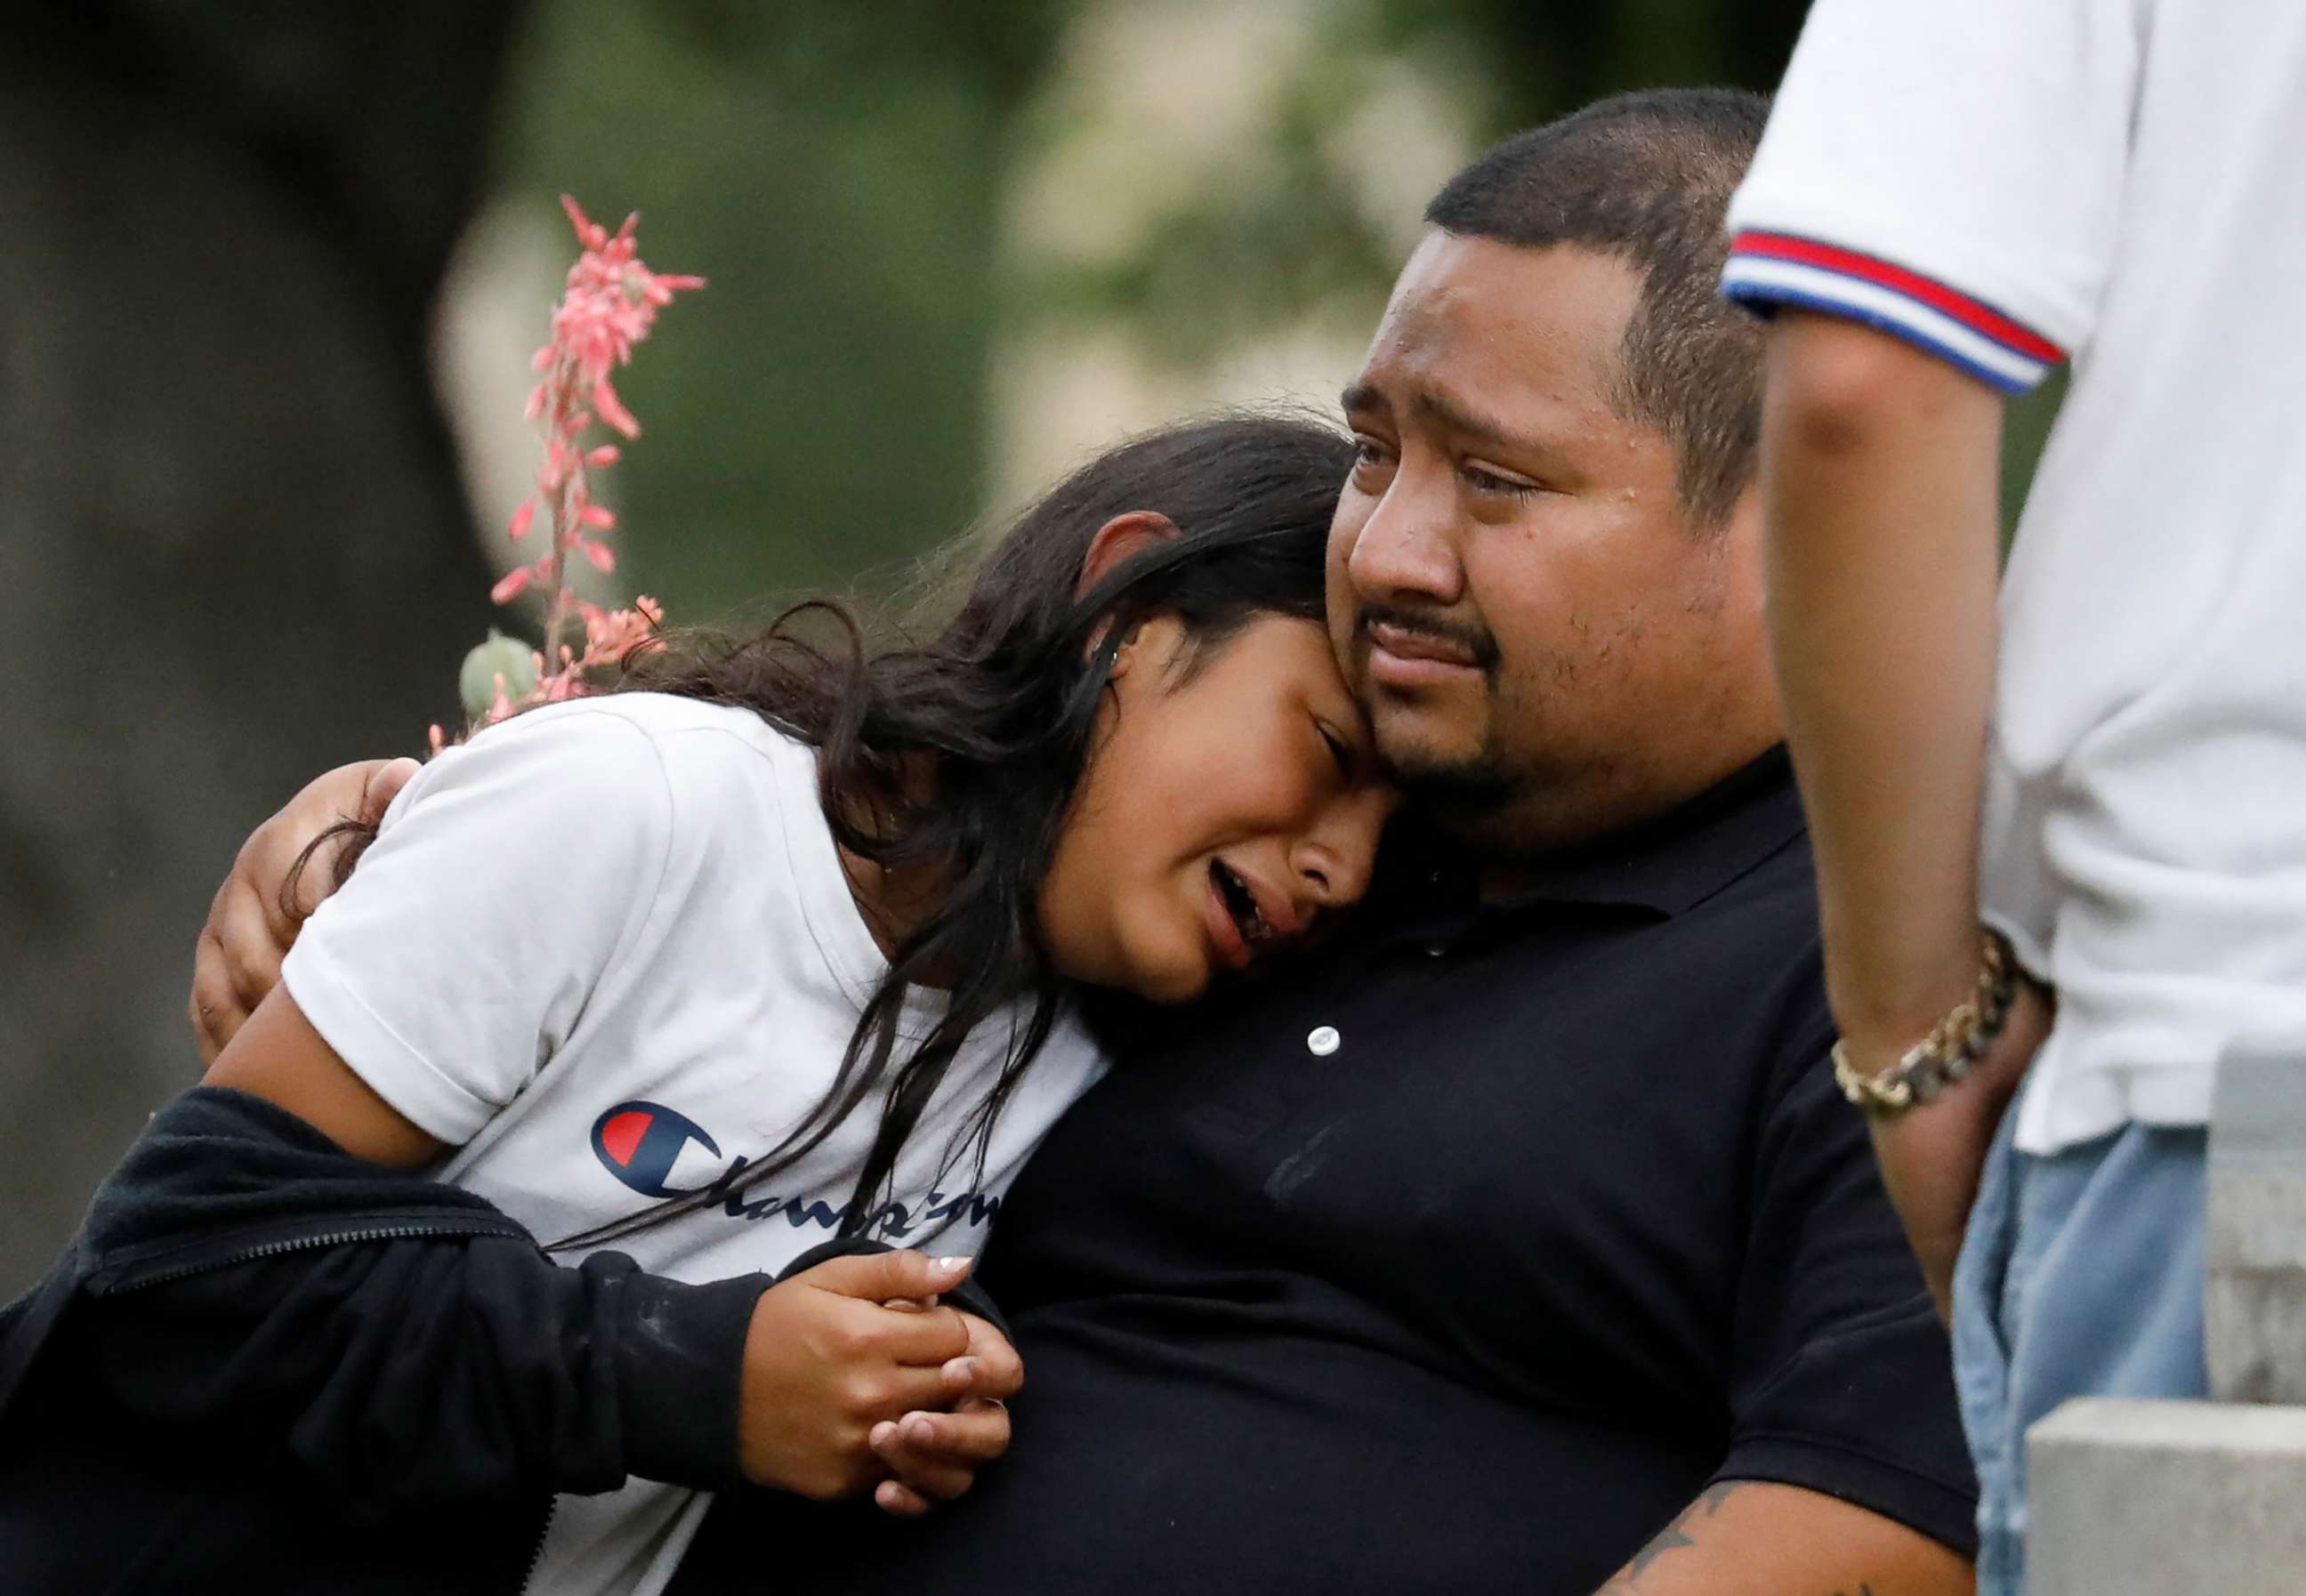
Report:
1721,230,2065,393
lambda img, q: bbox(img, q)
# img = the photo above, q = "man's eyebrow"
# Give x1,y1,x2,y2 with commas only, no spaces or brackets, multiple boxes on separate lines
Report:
1413,389,1529,454
1340,380,1536,456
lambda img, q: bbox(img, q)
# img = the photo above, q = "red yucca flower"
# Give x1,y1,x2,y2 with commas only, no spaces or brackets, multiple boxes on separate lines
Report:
452,196,703,742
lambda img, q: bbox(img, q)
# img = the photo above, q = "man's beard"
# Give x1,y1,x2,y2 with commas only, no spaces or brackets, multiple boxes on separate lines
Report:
1371,694,1540,835
1389,736,1584,865
1370,689,1573,860
1382,733,1520,814
1351,601,1520,811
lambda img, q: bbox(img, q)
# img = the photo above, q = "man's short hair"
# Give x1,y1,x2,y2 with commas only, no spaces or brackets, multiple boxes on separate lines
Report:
1425,88,1769,529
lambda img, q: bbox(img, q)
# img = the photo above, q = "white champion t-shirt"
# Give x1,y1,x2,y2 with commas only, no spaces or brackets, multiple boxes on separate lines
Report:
1725,0,2306,1154
279,694,1105,1596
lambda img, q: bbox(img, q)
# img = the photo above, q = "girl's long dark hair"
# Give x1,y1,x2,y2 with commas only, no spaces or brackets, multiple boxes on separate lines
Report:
301,414,1353,1248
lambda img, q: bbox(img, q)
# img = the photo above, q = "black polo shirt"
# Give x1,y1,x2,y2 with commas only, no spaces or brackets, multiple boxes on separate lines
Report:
675,750,1977,1596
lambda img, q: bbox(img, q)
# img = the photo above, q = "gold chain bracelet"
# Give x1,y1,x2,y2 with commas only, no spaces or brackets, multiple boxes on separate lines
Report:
1831,928,2020,1119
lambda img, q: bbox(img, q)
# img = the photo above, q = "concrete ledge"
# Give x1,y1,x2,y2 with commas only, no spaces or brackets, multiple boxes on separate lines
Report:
2210,1056,2306,1403
2028,1398,2306,1595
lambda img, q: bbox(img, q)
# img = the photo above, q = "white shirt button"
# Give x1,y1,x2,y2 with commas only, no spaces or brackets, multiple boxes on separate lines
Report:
1306,1025,1342,1057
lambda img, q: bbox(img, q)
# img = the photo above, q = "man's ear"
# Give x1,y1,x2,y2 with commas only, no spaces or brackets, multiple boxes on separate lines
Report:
1076,511,1181,598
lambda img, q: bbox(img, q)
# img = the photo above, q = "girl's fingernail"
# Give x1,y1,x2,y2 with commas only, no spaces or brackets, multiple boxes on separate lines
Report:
937,1255,969,1273
906,1415,935,1443
870,1421,897,1448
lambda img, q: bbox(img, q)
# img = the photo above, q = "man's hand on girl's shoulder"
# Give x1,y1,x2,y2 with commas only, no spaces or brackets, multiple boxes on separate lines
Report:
190,756,420,1064
739,1250,1023,1510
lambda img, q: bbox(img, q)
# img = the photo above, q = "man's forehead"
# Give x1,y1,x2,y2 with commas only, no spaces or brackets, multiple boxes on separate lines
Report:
1354,230,1638,415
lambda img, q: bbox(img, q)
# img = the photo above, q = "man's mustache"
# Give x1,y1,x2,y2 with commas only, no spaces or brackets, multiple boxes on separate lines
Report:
1352,605,1502,673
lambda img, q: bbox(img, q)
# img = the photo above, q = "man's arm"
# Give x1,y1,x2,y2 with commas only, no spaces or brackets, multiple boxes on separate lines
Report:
1756,310,2036,1312
191,757,420,1065
1598,1480,1971,1596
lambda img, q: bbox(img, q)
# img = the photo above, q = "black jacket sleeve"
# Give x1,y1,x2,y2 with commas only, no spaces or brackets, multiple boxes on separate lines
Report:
22,1086,770,1517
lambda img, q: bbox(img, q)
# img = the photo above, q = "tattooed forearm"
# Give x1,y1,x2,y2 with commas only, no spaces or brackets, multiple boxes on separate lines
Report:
1594,1475,1966,1596
1616,1520,1692,1582
1596,1481,1747,1592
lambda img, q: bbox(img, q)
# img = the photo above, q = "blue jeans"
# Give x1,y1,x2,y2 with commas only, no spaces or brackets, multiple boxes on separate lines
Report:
1950,1102,2210,1595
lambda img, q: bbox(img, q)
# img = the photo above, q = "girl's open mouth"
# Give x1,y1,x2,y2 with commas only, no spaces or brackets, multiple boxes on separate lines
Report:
1211,858,1280,956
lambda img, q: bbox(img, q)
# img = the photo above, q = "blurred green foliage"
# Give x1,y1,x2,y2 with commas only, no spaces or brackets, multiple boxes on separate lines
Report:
483,0,2052,619
491,0,1064,617
2002,369,2068,552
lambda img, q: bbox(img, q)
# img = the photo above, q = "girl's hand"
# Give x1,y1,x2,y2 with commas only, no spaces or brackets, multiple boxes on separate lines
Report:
867,1308,1027,1515
868,1398,1013,1517
738,1251,1014,1500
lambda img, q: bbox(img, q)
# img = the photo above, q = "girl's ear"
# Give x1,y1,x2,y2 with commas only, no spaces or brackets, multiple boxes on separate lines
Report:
1076,511,1181,598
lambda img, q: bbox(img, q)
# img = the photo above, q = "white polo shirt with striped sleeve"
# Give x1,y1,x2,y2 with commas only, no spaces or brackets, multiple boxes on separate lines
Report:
1721,0,2306,1157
